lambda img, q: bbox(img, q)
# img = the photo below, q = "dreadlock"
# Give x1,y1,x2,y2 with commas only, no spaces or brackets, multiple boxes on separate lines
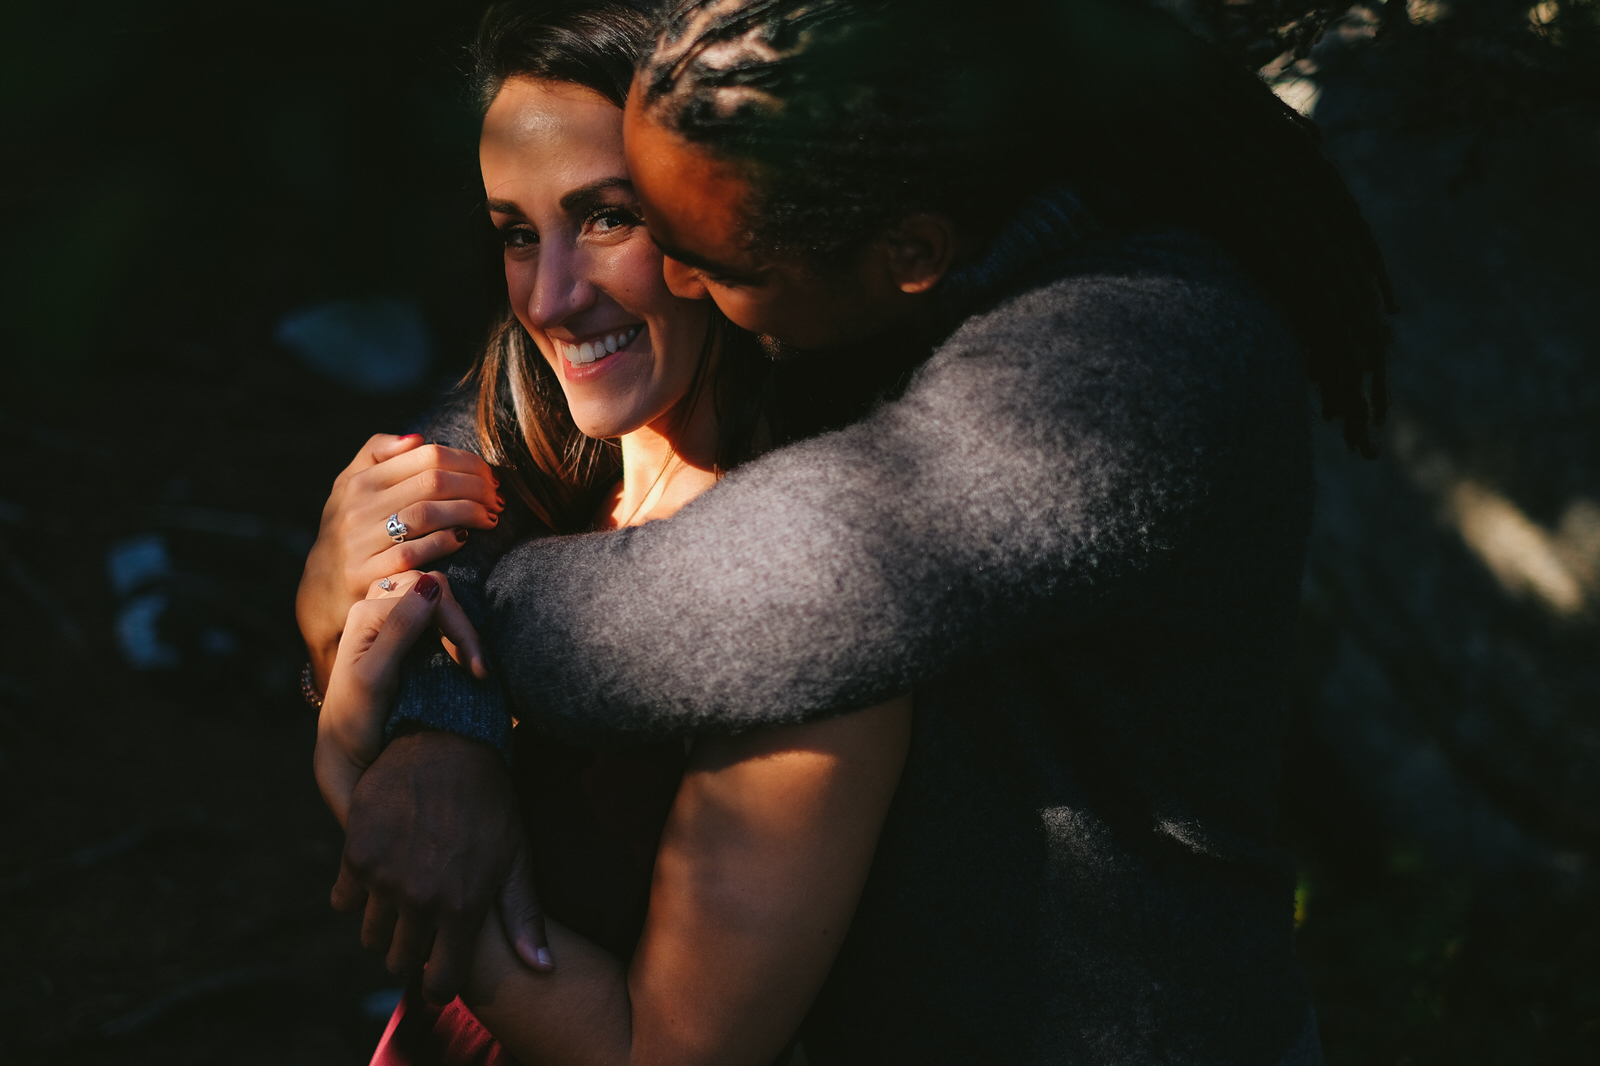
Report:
641,0,1395,456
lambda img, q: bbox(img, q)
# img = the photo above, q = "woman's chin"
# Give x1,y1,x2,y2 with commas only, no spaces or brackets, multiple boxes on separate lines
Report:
569,409,640,442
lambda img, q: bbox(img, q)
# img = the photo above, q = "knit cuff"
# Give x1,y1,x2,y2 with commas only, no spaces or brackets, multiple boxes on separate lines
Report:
388,645,513,762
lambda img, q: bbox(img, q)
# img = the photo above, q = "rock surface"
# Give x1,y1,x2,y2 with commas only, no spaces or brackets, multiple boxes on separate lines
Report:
1293,11,1600,884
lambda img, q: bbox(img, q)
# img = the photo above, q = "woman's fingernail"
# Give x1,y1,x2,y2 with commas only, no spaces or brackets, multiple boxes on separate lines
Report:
415,574,440,600
494,492,505,510
537,947,554,968
455,527,469,542
488,513,498,525
400,433,423,443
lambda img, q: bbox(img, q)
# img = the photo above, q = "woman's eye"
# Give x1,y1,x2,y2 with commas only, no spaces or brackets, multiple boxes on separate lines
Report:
501,225,538,250
587,207,639,235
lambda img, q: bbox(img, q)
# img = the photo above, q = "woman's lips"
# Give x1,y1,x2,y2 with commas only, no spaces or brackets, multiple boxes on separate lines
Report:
556,325,642,377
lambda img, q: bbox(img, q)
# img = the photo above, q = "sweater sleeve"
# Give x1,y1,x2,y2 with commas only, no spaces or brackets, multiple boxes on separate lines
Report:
480,238,1300,746
385,384,544,758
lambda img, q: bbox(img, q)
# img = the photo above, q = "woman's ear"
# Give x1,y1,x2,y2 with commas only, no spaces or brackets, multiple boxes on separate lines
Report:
880,212,958,294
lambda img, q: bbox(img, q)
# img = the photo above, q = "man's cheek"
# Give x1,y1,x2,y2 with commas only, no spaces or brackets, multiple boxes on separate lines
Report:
714,292,766,335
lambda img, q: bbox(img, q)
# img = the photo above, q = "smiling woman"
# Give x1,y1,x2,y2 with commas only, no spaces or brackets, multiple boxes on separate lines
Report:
460,6,777,538
300,3,915,1065
480,76,719,521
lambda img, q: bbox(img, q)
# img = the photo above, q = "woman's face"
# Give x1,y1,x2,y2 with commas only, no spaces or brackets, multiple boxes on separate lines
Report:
480,78,711,440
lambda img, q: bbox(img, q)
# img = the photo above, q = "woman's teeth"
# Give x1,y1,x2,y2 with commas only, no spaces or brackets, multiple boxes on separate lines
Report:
560,326,640,366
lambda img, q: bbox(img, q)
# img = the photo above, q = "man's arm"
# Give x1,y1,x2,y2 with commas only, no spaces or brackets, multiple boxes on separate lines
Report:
481,237,1298,745
339,234,1301,998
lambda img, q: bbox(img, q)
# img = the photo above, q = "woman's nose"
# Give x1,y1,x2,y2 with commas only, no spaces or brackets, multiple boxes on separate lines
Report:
525,242,596,328
662,255,709,300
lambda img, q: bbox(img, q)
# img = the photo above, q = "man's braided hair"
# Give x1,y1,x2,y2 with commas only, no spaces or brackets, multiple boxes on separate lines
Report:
640,0,1395,456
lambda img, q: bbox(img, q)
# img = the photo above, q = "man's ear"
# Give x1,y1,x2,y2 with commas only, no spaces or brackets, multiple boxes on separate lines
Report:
880,212,958,294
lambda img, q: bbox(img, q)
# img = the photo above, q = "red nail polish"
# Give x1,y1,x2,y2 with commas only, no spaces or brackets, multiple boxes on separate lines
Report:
415,574,440,600
400,433,423,443
455,527,469,542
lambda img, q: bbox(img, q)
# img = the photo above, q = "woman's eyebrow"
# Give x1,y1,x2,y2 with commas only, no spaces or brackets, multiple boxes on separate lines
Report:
486,179,634,221
560,176,634,214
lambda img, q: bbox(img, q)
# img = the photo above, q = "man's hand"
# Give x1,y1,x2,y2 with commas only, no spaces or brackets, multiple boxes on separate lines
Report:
331,730,553,1003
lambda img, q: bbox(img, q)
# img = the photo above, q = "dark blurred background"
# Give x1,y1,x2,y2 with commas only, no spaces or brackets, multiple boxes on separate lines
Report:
1,1,1597,1062
1,1,498,1061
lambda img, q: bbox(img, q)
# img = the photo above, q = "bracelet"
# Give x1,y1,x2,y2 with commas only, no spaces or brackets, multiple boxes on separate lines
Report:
300,661,324,709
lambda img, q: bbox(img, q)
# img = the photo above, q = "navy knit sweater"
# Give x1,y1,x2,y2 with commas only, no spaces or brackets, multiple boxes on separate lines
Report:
393,199,1320,1062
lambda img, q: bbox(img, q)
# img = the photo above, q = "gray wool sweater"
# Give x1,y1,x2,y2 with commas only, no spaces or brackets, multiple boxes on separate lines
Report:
393,198,1320,1063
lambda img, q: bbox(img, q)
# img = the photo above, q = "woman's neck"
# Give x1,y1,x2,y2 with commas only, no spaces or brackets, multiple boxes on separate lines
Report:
606,397,720,528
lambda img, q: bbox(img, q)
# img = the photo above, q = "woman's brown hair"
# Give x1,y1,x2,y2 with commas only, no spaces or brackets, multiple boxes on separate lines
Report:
467,0,772,532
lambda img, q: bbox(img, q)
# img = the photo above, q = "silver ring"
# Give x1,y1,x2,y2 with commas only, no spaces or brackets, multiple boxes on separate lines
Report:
386,513,409,543
379,578,393,591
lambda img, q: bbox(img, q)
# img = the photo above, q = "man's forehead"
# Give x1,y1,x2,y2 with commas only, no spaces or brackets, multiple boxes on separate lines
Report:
623,100,760,261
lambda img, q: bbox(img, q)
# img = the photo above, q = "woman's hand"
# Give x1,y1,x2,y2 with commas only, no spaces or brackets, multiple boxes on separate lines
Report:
297,433,504,689
314,570,489,826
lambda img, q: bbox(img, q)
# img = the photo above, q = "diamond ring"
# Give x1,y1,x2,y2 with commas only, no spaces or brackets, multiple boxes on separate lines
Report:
379,578,393,591
386,513,409,543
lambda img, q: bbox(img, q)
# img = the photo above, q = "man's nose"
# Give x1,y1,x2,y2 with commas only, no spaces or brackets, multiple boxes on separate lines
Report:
662,255,709,300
